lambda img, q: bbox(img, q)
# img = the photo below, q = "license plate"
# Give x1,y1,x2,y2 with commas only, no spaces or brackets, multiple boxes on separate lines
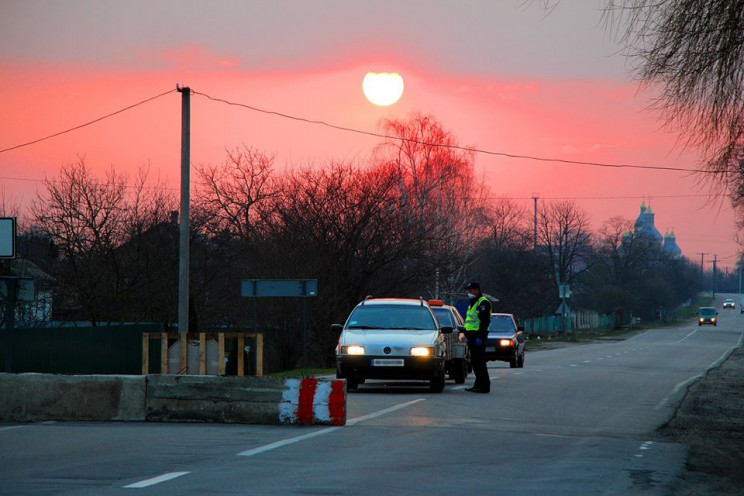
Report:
372,359,404,367
485,347,496,352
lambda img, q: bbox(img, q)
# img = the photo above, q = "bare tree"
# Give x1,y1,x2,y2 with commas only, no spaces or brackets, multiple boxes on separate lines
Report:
536,200,593,291
29,160,177,324
30,160,128,323
601,1,744,240
194,145,278,239
0,186,22,219
471,198,549,317
374,112,490,298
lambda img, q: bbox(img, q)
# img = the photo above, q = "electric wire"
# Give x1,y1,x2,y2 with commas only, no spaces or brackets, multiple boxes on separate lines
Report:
0,88,177,154
0,87,732,177
191,90,709,174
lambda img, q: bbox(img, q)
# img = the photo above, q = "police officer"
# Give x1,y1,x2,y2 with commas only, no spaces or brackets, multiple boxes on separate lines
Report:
461,282,491,393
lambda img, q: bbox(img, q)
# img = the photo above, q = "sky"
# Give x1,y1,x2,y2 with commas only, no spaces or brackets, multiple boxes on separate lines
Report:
0,0,741,272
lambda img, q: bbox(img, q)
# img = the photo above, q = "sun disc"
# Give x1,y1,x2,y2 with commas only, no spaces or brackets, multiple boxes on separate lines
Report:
363,72,404,106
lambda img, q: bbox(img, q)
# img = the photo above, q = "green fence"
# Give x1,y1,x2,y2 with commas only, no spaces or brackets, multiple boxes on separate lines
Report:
522,312,615,335
0,324,163,375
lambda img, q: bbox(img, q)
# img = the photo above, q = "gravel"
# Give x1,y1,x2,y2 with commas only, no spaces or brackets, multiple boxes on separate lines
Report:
658,345,744,495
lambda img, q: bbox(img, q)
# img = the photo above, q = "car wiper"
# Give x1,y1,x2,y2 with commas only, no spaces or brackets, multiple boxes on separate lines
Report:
388,327,427,330
347,325,382,329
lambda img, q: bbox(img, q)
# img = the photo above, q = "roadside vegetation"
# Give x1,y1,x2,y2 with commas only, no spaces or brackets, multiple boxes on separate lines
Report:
1,114,735,374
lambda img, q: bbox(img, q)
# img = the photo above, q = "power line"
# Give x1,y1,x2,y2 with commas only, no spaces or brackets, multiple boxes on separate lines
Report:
488,194,714,200
191,90,711,174
0,88,177,154
0,85,724,174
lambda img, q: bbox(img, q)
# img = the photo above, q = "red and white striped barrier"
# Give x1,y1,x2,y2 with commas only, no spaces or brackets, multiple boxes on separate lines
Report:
279,378,346,425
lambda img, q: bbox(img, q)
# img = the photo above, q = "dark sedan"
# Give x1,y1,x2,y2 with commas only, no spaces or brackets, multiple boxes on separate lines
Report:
485,313,526,368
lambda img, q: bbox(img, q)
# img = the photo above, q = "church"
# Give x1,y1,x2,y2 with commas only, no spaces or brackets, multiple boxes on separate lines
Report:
633,201,682,258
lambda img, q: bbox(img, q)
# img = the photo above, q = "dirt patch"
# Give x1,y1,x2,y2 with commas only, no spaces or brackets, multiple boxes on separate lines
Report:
658,346,744,495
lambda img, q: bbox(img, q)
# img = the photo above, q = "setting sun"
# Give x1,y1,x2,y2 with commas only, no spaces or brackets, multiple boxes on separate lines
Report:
362,72,404,106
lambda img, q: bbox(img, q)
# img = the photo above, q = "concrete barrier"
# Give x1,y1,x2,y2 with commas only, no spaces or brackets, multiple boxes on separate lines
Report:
0,374,346,425
0,373,146,421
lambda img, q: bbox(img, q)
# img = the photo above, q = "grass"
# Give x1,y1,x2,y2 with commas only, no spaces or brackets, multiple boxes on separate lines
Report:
266,368,335,378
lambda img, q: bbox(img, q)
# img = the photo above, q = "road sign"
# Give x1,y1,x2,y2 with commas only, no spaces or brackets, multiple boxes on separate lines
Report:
0,217,16,259
240,279,318,297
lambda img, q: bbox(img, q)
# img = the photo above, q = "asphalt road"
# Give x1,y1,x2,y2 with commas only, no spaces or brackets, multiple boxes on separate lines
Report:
1,305,741,496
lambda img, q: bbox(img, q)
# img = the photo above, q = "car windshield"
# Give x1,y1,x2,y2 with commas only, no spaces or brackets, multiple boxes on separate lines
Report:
699,307,716,316
346,305,436,330
432,308,454,327
490,315,516,332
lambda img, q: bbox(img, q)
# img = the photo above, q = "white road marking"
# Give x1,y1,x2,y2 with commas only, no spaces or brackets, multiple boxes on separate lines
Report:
674,329,697,344
124,472,189,488
0,426,23,432
237,398,426,457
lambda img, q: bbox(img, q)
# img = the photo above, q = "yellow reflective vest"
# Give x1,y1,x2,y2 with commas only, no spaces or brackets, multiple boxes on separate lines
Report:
464,295,491,331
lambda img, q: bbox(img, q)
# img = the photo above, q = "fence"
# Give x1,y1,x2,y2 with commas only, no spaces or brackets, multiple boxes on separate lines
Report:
522,310,615,336
142,332,263,376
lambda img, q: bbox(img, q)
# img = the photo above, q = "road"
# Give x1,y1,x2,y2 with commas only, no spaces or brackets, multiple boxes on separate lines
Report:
1,303,741,496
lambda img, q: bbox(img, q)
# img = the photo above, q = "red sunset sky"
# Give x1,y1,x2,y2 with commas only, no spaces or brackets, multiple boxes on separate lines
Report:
0,1,740,271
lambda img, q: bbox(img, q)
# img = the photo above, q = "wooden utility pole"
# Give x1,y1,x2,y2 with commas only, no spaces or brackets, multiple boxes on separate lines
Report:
177,84,191,372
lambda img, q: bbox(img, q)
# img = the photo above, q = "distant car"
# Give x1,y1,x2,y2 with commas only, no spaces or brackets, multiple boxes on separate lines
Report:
485,313,526,368
331,297,454,392
722,299,735,309
697,307,718,326
428,299,470,384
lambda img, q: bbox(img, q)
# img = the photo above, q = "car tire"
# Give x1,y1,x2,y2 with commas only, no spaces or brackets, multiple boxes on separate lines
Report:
451,358,467,384
517,352,525,368
346,378,359,391
509,351,518,368
430,363,445,393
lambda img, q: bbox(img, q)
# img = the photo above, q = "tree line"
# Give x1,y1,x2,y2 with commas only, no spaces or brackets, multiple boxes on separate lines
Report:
3,113,701,371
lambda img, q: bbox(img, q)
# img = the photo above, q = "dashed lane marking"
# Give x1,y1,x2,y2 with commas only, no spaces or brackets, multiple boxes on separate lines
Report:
124,472,190,489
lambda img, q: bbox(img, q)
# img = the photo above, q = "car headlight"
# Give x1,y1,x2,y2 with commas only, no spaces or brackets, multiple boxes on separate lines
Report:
343,345,365,355
699,318,704,322
499,339,513,347
410,347,434,357
711,318,717,322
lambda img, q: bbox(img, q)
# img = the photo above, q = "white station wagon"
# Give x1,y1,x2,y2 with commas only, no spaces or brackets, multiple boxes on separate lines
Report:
331,297,455,392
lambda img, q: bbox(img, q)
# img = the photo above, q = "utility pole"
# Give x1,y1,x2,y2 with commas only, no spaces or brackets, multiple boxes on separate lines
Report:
177,84,191,372
532,195,539,249
698,252,707,293
712,254,718,298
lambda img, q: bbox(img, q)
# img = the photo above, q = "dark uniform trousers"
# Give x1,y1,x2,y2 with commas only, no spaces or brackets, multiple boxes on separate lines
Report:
465,332,490,391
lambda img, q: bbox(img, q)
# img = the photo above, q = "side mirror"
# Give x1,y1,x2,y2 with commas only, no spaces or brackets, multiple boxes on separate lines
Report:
440,326,454,334
331,323,343,332
457,325,465,333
